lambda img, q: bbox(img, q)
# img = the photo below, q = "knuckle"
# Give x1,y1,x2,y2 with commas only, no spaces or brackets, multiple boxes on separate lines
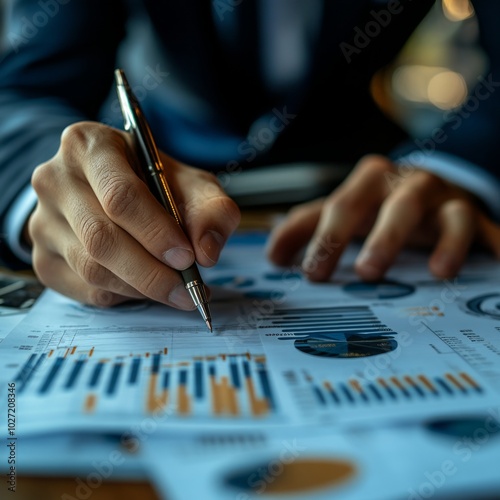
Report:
210,196,241,231
60,122,92,158
79,216,117,262
324,191,358,213
60,121,114,162
356,154,392,173
442,197,475,220
73,251,107,287
196,169,219,185
137,266,163,297
31,252,51,287
390,189,425,214
100,175,138,219
31,161,56,196
27,208,43,242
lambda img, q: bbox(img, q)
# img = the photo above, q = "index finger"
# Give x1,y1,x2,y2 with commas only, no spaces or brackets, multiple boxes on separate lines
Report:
64,123,196,271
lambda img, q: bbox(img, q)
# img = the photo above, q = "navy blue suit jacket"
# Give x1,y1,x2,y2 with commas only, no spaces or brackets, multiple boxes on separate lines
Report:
1,0,499,267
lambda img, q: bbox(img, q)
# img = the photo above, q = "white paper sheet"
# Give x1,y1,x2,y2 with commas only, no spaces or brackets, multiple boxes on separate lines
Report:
1,232,500,438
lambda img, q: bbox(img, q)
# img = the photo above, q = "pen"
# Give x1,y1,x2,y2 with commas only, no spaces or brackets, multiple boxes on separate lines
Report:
114,68,212,332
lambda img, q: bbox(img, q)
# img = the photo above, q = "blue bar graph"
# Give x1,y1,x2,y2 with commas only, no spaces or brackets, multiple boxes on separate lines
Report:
89,361,105,388
39,357,65,394
106,363,123,396
128,358,141,385
65,359,86,389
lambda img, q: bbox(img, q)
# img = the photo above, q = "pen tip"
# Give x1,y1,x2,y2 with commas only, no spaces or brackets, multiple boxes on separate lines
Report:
206,319,213,332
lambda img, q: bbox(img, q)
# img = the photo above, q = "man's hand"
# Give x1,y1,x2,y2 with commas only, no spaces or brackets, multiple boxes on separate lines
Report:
28,121,241,308
266,154,500,281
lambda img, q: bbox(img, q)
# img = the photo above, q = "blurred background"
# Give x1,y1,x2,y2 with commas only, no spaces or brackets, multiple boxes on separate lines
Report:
0,1,486,208
374,0,484,138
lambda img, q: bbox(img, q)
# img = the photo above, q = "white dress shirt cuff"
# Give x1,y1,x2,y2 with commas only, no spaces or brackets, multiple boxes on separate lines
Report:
395,151,500,221
4,184,37,265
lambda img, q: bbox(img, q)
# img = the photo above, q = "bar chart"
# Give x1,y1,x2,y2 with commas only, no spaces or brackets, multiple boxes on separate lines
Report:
13,347,276,420
283,369,484,411
259,306,399,358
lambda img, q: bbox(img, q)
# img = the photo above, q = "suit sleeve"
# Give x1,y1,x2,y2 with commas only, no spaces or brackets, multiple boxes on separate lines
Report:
0,0,126,268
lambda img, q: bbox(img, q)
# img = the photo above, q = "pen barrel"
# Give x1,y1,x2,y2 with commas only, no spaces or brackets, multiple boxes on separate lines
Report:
181,264,204,287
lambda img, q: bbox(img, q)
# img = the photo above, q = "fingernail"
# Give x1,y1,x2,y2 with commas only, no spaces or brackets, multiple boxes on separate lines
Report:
169,283,196,310
356,249,387,280
163,247,194,270
200,230,224,264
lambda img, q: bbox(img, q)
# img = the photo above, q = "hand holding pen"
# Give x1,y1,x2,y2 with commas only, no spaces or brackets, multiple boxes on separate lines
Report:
115,69,214,329
28,74,241,318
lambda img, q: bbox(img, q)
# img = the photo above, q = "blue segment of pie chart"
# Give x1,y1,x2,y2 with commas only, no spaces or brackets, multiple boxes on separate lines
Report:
343,280,414,299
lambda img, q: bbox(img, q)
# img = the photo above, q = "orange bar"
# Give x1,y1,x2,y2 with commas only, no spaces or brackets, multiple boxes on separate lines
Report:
377,377,389,389
219,354,226,361
445,373,464,391
84,394,97,413
226,382,239,416
158,389,169,412
219,376,236,415
89,347,94,357
63,348,70,358
417,374,436,392
145,352,150,358
390,376,405,392
146,374,158,413
349,379,363,393
459,372,481,390
210,375,223,415
324,381,333,391
70,346,77,355
403,375,416,387
245,376,268,416
48,349,54,358
163,347,168,355
254,356,266,364
177,385,191,415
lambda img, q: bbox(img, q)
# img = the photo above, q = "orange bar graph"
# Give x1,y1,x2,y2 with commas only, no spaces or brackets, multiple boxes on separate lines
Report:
84,394,97,413
349,379,363,394
177,385,191,415
48,349,54,358
146,374,170,414
210,375,240,416
445,373,465,391
417,374,436,393
89,347,94,357
460,372,481,391
245,376,268,417
70,346,77,355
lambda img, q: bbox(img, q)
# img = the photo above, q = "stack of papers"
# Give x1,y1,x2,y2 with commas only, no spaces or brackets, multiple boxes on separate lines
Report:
1,231,499,499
